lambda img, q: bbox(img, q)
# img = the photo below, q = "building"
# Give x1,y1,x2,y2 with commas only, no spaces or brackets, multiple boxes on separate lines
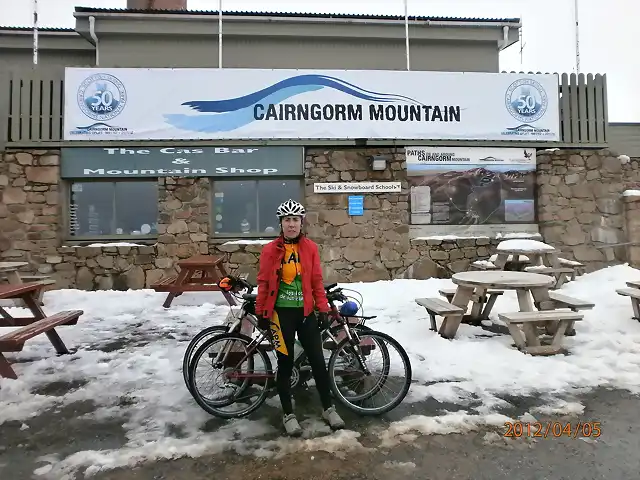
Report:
2,1,637,291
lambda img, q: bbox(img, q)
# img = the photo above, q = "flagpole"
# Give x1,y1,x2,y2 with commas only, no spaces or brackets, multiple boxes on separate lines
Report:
33,0,38,65
574,0,580,74
404,0,410,70
218,0,223,68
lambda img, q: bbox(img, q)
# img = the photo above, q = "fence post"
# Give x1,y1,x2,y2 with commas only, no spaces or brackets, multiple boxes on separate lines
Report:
0,70,9,150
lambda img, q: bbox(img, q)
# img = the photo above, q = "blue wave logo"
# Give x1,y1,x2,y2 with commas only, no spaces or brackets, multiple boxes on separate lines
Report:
164,74,424,133
75,122,118,130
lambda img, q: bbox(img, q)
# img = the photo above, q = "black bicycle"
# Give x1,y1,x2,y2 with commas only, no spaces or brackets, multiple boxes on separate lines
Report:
182,277,374,395
186,276,412,419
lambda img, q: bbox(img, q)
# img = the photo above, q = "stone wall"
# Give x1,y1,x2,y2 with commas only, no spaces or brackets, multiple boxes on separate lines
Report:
3,147,640,291
535,148,639,271
623,192,640,268
302,148,409,282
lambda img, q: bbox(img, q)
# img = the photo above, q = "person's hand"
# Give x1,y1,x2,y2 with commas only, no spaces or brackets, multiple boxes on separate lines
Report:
317,311,329,330
257,316,271,331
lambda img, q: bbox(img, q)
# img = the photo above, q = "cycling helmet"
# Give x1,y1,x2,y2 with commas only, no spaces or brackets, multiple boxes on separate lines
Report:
276,199,306,219
339,300,359,317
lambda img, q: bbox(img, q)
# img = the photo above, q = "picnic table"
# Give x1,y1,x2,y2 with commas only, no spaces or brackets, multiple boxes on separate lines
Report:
416,270,593,355
489,239,575,289
0,282,83,379
151,254,237,308
0,261,56,306
616,280,640,321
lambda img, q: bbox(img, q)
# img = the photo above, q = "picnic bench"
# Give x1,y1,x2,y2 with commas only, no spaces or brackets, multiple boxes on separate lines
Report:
0,262,55,306
616,286,640,321
0,283,83,379
151,255,237,308
498,310,584,356
415,297,465,332
438,287,504,322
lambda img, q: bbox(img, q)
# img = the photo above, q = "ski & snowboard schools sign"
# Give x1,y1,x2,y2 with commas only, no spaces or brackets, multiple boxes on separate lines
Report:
63,68,560,141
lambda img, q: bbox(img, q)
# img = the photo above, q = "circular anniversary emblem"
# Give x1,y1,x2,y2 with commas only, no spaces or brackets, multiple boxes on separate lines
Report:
505,78,548,124
77,73,127,122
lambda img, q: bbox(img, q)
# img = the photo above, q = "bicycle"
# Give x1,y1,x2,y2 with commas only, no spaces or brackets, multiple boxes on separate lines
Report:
182,277,374,395
186,276,412,419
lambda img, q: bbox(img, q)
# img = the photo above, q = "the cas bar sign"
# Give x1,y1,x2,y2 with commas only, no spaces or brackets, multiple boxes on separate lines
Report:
314,182,402,193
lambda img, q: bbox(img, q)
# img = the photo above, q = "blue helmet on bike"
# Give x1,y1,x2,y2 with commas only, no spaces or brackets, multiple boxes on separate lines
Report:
339,300,359,317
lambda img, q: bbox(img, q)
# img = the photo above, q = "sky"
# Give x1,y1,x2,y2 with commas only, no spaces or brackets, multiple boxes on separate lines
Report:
1,0,637,122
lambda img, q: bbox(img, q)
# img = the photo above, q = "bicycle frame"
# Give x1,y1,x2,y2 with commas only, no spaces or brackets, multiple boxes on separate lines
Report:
208,280,373,381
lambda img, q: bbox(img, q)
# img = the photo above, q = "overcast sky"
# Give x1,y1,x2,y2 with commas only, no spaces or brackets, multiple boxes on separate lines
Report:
1,0,637,122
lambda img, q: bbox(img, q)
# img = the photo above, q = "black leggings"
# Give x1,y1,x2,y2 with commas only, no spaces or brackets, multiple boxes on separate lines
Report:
274,307,333,414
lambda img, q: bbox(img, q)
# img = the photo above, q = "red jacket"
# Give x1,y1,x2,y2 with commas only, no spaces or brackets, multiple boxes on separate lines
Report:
256,234,330,319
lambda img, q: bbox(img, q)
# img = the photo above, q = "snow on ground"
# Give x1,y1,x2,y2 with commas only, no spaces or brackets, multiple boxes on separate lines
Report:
1,265,640,478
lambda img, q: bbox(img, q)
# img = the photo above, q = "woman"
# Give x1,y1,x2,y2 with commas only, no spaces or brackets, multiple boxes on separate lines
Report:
255,199,346,436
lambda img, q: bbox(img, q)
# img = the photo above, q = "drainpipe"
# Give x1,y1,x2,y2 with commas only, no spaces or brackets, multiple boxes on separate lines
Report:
498,25,509,51
89,16,99,66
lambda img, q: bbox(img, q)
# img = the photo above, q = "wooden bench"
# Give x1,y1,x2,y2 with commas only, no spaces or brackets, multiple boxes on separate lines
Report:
626,280,640,290
498,310,584,356
438,287,504,321
415,297,464,332
469,260,499,271
0,309,84,379
557,258,586,278
524,266,575,289
547,291,594,336
616,287,640,321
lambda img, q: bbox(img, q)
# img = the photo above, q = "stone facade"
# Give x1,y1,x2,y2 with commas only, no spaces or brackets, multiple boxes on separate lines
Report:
536,148,639,271
623,192,640,268
2,147,640,290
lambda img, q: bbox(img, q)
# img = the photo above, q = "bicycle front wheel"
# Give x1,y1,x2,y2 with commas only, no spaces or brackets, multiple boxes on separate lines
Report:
183,325,230,393
188,332,273,419
328,330,412,416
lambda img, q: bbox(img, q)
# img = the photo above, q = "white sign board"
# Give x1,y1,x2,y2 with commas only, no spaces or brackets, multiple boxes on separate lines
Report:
313,182,402,194
63,68,560,141
405,146,537,230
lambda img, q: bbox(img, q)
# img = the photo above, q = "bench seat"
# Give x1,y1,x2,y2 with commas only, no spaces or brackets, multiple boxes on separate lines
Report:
0,310,84,352
415,297,464,332
498,310,583,356
548,291,595,310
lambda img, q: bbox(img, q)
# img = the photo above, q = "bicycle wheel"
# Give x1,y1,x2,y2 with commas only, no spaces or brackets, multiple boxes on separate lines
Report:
183,325,230,393
188,332,274,419
294,324,373,389
328,330,412,416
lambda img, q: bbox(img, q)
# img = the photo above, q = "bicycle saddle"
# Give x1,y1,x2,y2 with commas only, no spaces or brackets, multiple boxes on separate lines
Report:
242,293,258,301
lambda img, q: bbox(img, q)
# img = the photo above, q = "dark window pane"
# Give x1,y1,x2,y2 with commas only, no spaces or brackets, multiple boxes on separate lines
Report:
258,180,302,233
114,182,158,235
69,182,114,236
69,181,158,237
212,180,258,234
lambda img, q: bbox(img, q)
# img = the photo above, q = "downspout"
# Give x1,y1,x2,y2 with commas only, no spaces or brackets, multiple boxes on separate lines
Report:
89,15,99,66
498,25,509,51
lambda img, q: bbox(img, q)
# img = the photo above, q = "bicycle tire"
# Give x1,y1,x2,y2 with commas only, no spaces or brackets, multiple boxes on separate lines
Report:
293,323,372,388
183,325,230,393
328,329,412,416
188,332,273,419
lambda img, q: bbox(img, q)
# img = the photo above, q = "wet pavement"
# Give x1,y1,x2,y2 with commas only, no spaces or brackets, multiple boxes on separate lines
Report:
1,385,639,480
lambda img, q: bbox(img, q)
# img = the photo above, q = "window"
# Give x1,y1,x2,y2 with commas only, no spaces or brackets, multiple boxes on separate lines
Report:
68,181,158,238
212,179,303,236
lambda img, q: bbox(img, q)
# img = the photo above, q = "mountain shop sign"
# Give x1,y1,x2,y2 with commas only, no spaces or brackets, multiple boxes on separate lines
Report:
60,146,304,178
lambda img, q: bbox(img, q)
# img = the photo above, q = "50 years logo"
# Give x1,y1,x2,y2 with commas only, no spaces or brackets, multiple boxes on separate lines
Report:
505,78,548,124
77,73,127,121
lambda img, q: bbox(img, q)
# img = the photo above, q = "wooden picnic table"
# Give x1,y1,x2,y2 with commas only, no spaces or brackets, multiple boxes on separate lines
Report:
491,241,576,289
0,261,29,284
437,270,555,338
151,254,237,308
0,282,83,379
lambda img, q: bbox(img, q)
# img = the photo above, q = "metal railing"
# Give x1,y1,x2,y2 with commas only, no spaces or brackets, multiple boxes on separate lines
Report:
0,68,609,148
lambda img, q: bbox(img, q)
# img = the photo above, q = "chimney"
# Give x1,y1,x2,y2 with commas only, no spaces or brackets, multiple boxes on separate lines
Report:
127,0,187,10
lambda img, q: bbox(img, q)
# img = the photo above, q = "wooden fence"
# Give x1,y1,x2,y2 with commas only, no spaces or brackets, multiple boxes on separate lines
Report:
0,68,609,148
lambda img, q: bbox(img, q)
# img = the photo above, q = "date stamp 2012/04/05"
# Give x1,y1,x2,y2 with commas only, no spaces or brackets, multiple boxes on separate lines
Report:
504,422,601,439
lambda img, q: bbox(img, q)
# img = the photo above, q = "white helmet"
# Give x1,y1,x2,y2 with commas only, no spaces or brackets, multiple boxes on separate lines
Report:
276,199,306,219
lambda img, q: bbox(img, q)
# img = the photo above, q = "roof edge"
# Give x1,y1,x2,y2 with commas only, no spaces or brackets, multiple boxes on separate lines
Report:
72,7,521,25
